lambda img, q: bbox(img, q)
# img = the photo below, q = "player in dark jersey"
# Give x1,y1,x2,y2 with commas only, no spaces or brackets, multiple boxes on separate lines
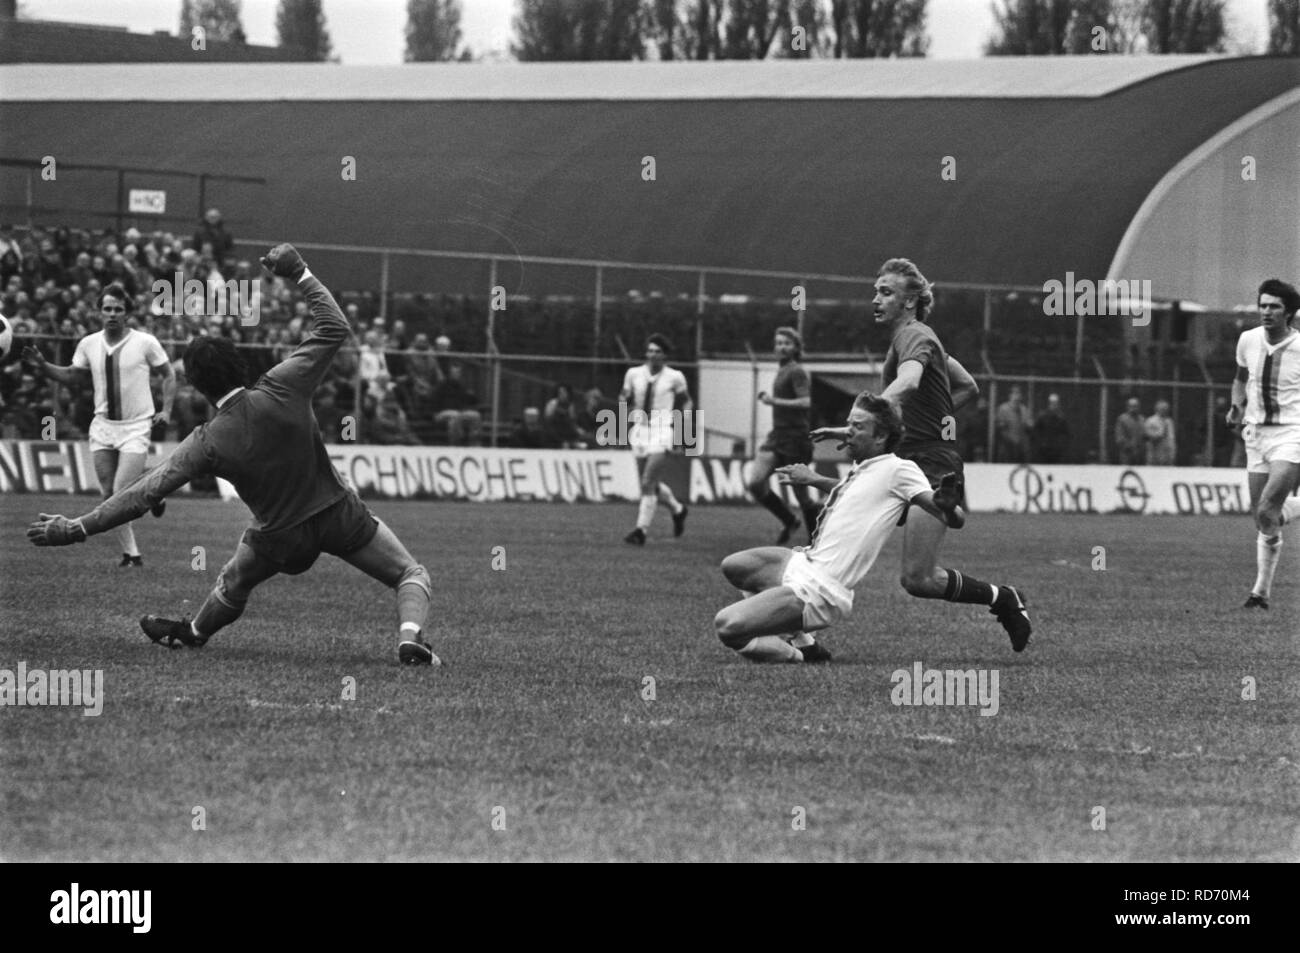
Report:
747,327,821,543
805,258,1031,655
26,244,439,666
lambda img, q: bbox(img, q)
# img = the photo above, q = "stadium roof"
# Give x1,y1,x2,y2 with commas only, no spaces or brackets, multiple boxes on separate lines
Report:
1,57,1296,309
0,56,1224,100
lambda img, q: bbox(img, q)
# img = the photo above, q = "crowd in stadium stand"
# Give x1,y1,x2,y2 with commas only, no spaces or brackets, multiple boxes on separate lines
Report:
0,219,1242,465
0,218,621,450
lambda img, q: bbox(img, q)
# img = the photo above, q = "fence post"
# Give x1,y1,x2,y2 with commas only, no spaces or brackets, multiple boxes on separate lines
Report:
352,345,363,444
592,264,603,389
379,251,390,322
1093,356,1110,465
198,173,207,223
797,278,807,341
695,271,706,360
115,169,125,236
986,377,998,463
490,346,502,449
487,258,498,353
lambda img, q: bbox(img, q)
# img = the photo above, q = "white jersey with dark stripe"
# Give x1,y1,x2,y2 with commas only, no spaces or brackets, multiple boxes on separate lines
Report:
72,329,170,423
1237,326,1300,426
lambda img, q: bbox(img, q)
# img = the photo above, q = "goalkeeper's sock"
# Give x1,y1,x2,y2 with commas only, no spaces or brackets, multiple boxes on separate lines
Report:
942,569,995,605
1252,533,1282,599
396,564,432,636
193,589,243,637
790,632,816,648
637,494,656,530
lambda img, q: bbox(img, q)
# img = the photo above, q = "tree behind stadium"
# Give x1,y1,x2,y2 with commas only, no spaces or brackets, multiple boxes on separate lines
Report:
179,0,247,43
985,0,1114,54
1268,0,1300,54
406,0,470,61
512,0,647,60
1144,0,1227,52
277,0,334,62
647,1,928,60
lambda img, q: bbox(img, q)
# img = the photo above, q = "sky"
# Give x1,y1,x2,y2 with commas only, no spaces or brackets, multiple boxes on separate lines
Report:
22,0,1271,62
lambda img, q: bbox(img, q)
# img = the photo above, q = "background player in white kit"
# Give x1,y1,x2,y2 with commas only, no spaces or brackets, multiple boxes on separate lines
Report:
620,333,690,544
1227,278,1300,609
712,393,962,663
23,283,175,566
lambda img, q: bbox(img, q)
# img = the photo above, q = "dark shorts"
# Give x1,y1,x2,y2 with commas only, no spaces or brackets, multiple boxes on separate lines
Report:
760,430,813,466
899,443,966,510
241,491,379,575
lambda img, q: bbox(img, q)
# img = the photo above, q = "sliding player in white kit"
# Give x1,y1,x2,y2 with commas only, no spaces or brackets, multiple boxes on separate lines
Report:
620,333,691,544
23,283,174,566
713,392,962,663
1228,278,1300,609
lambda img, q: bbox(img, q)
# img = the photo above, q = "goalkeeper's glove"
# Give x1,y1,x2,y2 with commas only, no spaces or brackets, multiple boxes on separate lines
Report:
26,514,87,547
259,243,307,281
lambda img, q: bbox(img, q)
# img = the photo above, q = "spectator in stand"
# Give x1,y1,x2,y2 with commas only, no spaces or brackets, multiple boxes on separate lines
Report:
192,208,234,261
576,387,618,446
371,387,420,446
1211,395,1239,468
359,329,390,402
543,383,589,448
1032,393,1071,463
1114,397,1145,466
510,407,550,449
432,361,482,446
1145,399,1177,466
954,394,987,462
994,386,1031,463
387,319,408,380
0,224,21,261
404,333,440,418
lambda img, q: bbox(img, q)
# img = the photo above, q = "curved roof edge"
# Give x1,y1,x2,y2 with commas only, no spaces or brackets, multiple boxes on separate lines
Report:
0,55,1240,102
1107,84,1300,291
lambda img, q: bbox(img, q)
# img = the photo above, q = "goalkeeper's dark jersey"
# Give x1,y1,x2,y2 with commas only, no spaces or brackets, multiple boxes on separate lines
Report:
81,273,351,536
881,320,954,451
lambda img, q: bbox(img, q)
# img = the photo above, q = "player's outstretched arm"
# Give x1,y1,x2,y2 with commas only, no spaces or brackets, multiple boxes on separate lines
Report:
22,346,90,387
880,359,923,406
810,426,851,449
776,463,838,494
260,244,352,398
27,432,212,546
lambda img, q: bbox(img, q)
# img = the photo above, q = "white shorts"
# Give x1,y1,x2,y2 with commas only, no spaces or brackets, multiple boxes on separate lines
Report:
630,424,676,459
89,416,153,455
782,549,854,632
1242,423,1300,474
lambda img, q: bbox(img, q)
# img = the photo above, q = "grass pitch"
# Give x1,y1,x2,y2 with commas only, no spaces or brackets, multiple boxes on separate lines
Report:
2,493,1296,861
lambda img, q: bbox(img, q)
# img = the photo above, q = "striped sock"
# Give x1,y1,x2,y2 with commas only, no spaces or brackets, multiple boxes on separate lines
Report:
942,569,996,605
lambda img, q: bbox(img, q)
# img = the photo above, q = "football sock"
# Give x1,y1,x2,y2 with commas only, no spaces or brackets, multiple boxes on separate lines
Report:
656,482,684,515
1252,533,1282,598
755,488,795,525
790,632,816,648
396,564,432,636
738,635,803,663
637,494,656,530
942,569,996,605
194,589,243,636
1280,495,1300,527
116,522,140,558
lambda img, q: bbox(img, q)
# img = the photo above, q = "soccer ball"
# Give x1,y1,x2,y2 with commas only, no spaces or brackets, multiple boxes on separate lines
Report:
0,311,12,362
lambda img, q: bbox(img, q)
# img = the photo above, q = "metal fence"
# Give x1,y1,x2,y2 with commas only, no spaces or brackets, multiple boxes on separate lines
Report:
7,332,1239,467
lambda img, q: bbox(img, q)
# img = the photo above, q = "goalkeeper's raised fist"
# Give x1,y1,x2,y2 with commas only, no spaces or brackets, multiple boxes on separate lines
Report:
260,243,307,281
